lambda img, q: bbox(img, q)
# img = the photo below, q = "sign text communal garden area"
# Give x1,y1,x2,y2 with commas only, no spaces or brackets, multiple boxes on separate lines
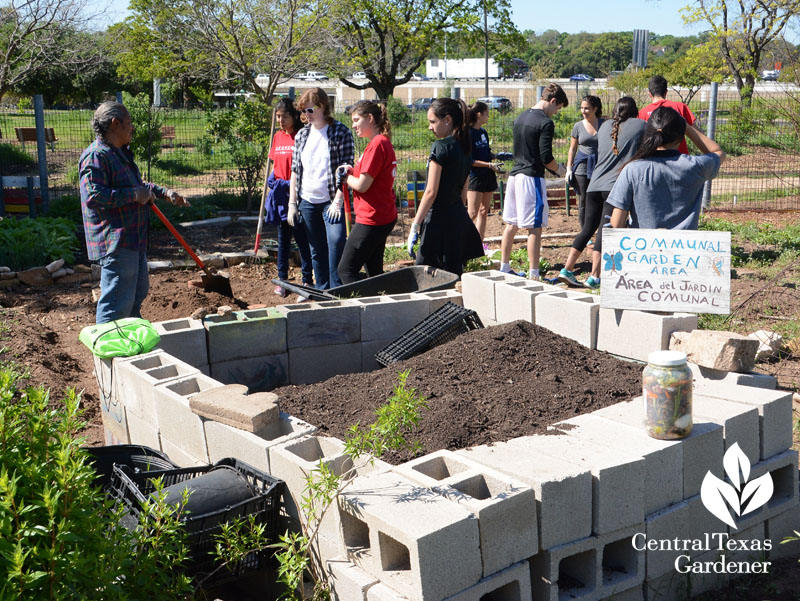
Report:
600,229,731,314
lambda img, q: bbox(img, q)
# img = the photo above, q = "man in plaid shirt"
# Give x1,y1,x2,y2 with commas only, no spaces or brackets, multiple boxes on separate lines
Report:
80,101,188,324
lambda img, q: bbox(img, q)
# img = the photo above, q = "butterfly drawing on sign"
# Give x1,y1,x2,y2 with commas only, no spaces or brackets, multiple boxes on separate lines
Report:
709,256,725,276
602,250,623,274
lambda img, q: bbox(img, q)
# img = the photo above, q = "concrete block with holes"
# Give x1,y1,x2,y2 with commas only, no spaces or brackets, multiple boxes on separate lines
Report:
442,560,531,601
456,440,593,549
766,503,800,560
596,308,697,362
420,289,463,312
210,352,289,392
593,400,724,499
643,501,690,579
535,290,601,349
204,412,316,473
692,394,761,464
688,363,777,390
528,524,644,601
494,279,561,325
393,450,537,576
356,294,430,342
461,270,521,323
338,470,482,601
507,434,645,535
327,559,380,601
153,317,207,368
279,300,361,349
153,373,225,463
552,414,684,515
204,308,287,362
693,381,792,460
161,438,207,467
115,350,199,420
734,449,799,529
289,342,362,385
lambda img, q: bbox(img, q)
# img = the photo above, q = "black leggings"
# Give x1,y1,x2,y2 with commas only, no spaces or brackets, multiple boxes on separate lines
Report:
337,220,397,284
571,190,611,254
572,174,589,228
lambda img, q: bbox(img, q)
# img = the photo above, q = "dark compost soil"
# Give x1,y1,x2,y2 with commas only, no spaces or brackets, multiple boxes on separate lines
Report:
276,320,643,465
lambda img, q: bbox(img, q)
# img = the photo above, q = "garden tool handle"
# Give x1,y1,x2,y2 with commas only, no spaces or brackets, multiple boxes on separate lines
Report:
150,203,212,277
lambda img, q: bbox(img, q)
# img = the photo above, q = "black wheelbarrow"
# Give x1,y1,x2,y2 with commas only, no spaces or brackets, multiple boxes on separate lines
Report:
272,265,459,301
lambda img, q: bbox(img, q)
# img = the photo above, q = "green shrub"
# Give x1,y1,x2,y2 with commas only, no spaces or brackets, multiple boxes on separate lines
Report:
386,96,411,126
0,143,35,166
0,217,79,271
17,97,32,111
46,194,83,227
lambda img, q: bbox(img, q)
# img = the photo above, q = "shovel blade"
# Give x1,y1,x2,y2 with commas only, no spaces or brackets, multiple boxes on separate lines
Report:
201,273,234,298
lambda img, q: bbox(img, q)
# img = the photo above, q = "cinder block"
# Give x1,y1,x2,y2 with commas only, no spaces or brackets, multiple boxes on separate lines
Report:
161,438,208,468
456,440,592,549
338,471,482,601
94,355,129,443
204,308,287,363
289,342,362,385
692,394,761,464
535,291,601,349
552,414,683,516
210,353,289,392
643,555,727,601
601,585,643,601
314,534,348,570
115,350,199,420
747,449,799,524
327,560,379,601
420,290,463,312
153,374,223,463
394,450,537,576
593,400,724,499
693,382,792,460
727,522,768,571
494,279,561,324
597,309,697,362
766,503,800,560
280,300,360,349
153,317,208,367
204,412,316,473
508,434,645,535
529,524,643,601
368,583,410,601
357,294,430,342
443,561,531,601
644,501,690,578
461,270,520,323
689,362,777,390
684,493,728,543
126,409,161,450
362,339,394,372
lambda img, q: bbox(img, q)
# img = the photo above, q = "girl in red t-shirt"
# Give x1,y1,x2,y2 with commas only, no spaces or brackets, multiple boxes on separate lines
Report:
336,100,398,284
266,98,313,296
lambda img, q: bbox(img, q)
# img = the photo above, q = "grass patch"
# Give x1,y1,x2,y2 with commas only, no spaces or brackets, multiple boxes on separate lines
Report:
0,142,35,165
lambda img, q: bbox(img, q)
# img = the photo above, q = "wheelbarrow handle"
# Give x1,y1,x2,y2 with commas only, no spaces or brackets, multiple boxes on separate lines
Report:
150,203,212,277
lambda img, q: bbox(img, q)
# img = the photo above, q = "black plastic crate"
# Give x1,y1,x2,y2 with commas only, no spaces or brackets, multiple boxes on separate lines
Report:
83,444,178,490
375,302,484,367
109,457,284,579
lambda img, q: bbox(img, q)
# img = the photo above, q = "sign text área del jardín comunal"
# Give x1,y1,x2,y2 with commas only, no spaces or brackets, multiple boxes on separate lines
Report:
600,229,731,314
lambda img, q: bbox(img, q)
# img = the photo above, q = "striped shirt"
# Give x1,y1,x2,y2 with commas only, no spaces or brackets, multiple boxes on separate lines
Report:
79,139,167,261
291,119,354,201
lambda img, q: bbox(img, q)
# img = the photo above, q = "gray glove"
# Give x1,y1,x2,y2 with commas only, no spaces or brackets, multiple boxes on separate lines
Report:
287,202,299,227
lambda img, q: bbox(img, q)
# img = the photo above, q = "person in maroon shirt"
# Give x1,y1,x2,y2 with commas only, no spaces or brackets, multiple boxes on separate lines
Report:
336,100,398,284
638,75,696,155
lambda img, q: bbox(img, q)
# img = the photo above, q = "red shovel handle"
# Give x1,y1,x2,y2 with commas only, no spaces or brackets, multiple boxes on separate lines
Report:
342,181,352,236
150,203,210,275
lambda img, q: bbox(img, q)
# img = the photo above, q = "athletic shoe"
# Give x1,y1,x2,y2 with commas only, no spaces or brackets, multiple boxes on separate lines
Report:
274,285,288,298
558,268,581,288
585,276,601,290
296,295,309,303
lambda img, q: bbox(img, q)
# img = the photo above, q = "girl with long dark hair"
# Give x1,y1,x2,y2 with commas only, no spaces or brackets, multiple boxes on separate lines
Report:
466,100,503,240
607,106,724,230
406,98,483,275
558,96,644,289
565,95,603,227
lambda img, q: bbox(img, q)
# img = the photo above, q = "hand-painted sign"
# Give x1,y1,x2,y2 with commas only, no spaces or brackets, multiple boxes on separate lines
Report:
600,229,731,314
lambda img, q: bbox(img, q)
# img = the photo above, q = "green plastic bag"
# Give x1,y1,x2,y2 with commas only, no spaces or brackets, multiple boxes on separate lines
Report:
79,318,161,359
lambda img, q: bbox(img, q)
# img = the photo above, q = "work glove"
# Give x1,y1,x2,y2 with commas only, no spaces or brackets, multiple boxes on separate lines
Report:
495,152,513,162
335,164,352,190
287,202,299,227
555,162,567,178
565,168,573,184
134,186,155,205
166,189,190,207
407,222,421,259
492,163,505,174
325,196,342,223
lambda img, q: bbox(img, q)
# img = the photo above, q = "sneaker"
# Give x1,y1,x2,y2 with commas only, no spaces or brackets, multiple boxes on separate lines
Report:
274,285,288,298
296,295,309,303
558,268,581,288
585,276,601,290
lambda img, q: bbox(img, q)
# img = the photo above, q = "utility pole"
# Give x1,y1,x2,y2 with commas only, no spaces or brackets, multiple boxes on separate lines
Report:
484,1,489,96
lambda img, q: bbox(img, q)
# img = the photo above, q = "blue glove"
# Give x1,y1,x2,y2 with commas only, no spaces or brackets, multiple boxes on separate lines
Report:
407,222,420,259
495,152,513,162
335,165,352,190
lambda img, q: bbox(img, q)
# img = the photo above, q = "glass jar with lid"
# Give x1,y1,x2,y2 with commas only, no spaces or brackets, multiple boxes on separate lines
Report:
643,350,693,439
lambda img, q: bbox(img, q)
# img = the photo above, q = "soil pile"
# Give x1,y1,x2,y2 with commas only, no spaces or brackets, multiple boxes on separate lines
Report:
276,320,644,464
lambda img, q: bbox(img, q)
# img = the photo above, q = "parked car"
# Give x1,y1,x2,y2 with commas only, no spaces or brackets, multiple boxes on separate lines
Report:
407,97,435,111
300,71,328,81
569,74,595,82
410,72,429,81
476,96,512,112
351,71,367,79
762,69,780,81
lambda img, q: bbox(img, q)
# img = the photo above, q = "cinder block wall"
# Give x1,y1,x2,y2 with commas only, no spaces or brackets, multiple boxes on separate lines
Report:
101,280,796,601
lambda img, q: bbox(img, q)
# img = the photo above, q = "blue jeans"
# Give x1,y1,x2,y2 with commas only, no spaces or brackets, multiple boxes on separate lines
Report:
277,220,313,284
298,199,346,289
96,246,149,324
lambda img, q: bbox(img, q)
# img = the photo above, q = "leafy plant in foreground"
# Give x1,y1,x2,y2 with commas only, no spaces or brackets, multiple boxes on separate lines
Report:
0,217,78,272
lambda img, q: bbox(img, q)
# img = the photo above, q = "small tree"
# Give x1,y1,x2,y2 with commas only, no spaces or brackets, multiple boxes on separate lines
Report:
123,92,164,181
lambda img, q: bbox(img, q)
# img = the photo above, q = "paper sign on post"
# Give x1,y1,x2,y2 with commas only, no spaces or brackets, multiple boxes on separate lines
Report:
599,229,731,314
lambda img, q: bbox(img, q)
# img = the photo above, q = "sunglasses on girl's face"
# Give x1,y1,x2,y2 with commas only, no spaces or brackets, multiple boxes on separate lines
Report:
302,107,318,114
